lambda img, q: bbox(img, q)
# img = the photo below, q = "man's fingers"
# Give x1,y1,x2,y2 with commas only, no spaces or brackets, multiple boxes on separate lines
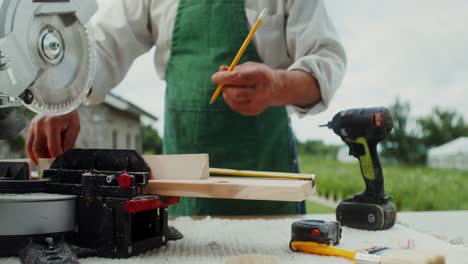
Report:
25,110,81,163
223,92,264,116
46,129,63,158
44,117,66,158
219,65,229,71
62,120,80,151
223,93,250,112
211,67,259,86
25,129,37,164
31,128,50,162
223,86,255,102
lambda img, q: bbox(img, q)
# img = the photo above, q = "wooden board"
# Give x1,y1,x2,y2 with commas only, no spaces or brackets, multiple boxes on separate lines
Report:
36,153,314,201
144,154,209,180
147,177,315,202
38,154,209,181
38,158,54,178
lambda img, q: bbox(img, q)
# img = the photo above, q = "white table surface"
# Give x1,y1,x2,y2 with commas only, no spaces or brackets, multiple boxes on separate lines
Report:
397,211,468,245
2,212,468,264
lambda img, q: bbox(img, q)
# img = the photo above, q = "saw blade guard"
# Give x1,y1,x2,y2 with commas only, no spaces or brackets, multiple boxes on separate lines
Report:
0,0,97,115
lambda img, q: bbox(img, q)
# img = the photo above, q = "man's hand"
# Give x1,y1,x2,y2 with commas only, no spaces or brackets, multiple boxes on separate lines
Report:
211,62,281,116
211,62,321,116
26,110,80,164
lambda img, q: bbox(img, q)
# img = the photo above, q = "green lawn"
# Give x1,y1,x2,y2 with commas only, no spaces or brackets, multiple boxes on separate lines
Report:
300,156,468,212
305,200,335,214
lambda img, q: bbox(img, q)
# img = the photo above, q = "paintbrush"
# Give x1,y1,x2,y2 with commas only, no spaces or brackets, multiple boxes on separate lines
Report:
209,8,267,104
291,241,446,264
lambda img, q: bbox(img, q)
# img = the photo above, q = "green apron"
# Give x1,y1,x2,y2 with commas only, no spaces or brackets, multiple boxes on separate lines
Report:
165,0,300,216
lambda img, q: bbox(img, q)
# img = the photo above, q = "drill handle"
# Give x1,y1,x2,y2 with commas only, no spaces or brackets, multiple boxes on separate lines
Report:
348,138,387,203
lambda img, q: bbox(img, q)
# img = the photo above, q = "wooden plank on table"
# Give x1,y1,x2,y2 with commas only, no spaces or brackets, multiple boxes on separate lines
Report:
37,154,209,180
29,154,315,201
38,158,54,178
144,154,209,180
147,177,315,202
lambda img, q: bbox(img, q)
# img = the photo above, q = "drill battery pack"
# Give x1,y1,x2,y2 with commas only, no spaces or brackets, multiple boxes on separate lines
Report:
336,198,396,230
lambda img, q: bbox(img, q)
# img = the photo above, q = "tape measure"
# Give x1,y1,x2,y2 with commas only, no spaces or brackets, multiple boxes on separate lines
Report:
289,220,342,251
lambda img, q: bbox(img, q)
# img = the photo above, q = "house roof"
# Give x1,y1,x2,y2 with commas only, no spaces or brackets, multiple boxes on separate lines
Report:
104,93,158,122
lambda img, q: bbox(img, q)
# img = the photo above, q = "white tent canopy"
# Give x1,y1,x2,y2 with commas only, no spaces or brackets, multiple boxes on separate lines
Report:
427,137,468,171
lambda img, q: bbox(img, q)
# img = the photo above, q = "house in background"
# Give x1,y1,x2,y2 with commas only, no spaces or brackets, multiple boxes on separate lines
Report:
76,93,157,153
0,93,157,158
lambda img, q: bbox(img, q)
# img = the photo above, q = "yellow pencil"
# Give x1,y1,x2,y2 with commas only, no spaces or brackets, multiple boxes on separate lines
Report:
209,8,267,104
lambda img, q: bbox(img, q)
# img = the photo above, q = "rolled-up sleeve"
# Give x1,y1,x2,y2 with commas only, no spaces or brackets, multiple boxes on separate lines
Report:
285,0,347,116
86,0,154,105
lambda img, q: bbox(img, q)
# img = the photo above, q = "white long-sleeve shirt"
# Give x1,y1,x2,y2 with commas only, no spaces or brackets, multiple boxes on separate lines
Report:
88,0,346,116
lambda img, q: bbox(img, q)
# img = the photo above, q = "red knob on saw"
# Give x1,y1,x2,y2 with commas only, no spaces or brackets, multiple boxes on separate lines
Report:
117,173,133,189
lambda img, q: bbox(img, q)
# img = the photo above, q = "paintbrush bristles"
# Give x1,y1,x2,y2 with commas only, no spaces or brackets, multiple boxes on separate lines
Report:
380,250,445,264
428,256,447,264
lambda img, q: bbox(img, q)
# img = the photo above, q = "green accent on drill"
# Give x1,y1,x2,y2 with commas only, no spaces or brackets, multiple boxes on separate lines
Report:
355,137,376,181
164,0,299,216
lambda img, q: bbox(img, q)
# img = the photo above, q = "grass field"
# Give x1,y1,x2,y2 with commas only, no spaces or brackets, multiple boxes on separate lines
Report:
300,156,468,212
305,200,335,214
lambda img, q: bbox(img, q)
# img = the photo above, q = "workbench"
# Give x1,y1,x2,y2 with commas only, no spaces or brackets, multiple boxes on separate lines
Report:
2,212,467,263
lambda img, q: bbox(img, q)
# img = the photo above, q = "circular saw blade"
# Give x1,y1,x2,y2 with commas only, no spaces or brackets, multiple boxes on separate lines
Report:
25,14,95,115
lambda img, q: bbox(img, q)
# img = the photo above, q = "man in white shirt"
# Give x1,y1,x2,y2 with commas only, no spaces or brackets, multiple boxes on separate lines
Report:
26,0,346,215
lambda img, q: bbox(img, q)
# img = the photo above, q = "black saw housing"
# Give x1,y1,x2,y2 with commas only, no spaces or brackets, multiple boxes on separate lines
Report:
0,149,182,264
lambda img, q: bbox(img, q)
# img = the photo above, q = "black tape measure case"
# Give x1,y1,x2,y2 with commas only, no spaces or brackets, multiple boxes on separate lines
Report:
290,220,342,250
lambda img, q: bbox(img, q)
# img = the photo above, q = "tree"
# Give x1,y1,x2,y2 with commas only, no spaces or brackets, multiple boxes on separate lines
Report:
381,98,425,164
296,139,339,159
5,137,25,156
418,107,468,148
142,125,163,154
2,109,35,158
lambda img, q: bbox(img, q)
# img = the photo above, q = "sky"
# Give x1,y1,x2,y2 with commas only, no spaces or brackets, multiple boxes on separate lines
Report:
108,0,468,144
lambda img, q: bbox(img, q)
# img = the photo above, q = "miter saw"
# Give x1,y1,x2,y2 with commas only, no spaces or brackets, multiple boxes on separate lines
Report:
0,0,96,139
0,1,183,263
0,149,183,263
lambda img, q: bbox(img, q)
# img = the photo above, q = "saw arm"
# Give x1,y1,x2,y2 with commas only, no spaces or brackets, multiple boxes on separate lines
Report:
0,0,97,139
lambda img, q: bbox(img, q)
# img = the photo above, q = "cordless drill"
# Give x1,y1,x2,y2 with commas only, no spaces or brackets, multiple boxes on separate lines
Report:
323,107,396,230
